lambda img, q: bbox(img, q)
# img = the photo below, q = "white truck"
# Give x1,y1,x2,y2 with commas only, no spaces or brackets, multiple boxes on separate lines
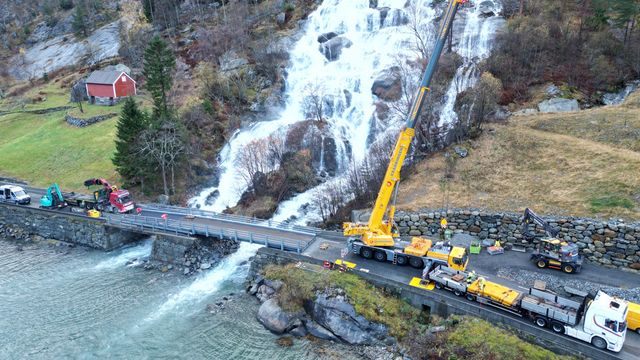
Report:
0,185,31,205
428,264,629,352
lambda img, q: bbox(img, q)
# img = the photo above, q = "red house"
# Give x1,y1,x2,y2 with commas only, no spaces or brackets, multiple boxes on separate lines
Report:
85,70,137,105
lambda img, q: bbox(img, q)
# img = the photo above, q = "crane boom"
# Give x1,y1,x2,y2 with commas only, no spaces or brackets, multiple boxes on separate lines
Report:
344,0,467,247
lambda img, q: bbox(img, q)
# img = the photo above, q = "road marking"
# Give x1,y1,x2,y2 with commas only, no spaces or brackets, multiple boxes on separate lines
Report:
409,277,435,290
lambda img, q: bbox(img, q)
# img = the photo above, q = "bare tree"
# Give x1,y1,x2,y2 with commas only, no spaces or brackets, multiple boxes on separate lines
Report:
236,136,283,190
389,56,420,120
406,2,435,61
302,82,325,122
139,120,185,195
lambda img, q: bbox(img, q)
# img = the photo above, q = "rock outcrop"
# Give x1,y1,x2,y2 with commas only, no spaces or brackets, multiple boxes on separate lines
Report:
247,277,392,345
371,67,402,101
319,36,352,61
537,98,579,113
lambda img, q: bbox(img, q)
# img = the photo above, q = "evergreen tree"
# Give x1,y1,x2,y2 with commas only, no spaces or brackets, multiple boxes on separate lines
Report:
72,2,88,37
143,35,176,119
113,97,148,181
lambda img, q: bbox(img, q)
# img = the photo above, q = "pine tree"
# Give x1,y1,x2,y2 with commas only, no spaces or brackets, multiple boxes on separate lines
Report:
143,35,176,119
72,2,88,37
113,97,148,182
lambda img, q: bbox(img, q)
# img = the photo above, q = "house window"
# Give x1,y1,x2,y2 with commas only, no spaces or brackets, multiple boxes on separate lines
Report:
122,76,127,82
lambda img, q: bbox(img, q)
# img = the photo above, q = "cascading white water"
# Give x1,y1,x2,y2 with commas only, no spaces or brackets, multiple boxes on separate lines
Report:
93,239,153,270
191,0,504,224
190,0,431,211
439,2,504,127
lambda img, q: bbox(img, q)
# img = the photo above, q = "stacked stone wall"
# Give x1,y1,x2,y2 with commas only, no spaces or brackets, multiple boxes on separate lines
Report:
394,209,640,272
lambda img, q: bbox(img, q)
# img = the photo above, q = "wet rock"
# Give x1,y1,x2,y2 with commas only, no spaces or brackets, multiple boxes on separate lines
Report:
257,298,301,334
305,319,339,341
200,262,211,270
319,36,353,61
454,146,468,158
371,66,401,101
276,12,286,26
317,32,338,43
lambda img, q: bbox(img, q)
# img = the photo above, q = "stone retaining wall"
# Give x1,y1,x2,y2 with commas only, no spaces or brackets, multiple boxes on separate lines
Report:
65,112,116,127
0,203,142,250
152,234,239,275
393,209,640,272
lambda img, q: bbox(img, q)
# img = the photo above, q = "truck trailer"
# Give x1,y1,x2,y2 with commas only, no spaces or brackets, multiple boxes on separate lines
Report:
428,265,629,352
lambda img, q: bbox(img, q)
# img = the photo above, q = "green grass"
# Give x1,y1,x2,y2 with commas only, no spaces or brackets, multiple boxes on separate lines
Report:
447,317,574,360
590,195,635,213
263,264,424,338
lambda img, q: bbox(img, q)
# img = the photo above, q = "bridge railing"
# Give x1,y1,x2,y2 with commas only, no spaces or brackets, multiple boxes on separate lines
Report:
140,203,319,235
106,213,307,253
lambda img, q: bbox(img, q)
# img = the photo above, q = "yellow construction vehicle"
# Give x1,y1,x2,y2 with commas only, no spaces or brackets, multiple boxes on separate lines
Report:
344,0,469,271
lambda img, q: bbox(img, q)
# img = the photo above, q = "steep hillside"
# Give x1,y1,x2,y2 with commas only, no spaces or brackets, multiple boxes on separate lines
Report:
398,92,640,219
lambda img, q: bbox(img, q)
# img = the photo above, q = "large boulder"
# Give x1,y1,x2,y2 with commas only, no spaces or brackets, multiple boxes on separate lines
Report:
311,294,388,345
304,319,339,341
538,98,579,113
371,66,402,101
478,1,496,17
319,36,353,61
219,50,248,72
257,298,302,334
317,32,338,44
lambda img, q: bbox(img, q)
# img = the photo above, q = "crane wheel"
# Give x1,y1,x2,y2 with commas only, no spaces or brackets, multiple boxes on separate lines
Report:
396,255,408,266
435,282,443,290
360,247,373,259
454,290,462,296
374,250,386,262
409,257,423,269
551,321,565,334
536,259,547,269
465,294,476,302
562,264,574,274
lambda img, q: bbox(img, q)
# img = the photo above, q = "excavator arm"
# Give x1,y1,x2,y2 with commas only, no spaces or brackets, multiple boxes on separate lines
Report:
344,0,467,247
522,208,558,238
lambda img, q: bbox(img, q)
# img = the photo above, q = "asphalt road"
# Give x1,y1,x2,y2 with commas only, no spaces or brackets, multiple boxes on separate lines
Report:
303,236,640,359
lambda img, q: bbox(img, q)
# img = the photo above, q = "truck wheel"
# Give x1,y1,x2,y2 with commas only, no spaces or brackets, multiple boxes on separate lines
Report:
536,259,547,269
435,282,443,290
591,336,607,350
562,264,574,274
409,257,423,269
374,250,386,262
396,255,408,266
453,290,462,297
551,321,565,334
636,328,640,335
360,247,373,259
534,317,547,328
465,294,476,302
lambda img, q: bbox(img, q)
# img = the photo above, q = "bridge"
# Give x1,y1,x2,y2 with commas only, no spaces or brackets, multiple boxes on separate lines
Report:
1,182,639,359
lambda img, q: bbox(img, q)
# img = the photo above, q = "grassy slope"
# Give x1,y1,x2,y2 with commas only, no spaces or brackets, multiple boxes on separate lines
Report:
0,81,125,191
398,92,640,219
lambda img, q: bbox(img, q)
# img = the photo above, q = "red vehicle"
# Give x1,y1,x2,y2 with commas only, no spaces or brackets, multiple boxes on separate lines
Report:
65,178,135,214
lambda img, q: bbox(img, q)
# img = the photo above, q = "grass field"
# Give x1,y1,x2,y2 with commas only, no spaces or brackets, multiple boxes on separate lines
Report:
398,92,640,219
0,80,126,191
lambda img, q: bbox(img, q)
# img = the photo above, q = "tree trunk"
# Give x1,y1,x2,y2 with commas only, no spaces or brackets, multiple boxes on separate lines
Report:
519,0,525,16
160,162,168,196
170,163,175,195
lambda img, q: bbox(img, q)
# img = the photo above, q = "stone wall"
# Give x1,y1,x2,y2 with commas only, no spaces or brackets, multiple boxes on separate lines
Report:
0,203,142,250
393,209,640,272
65,113,116,127
152,233,239,275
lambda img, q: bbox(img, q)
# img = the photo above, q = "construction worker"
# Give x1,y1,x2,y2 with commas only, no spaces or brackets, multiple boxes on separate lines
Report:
478,277,486,291
495,239,501,248
466,270,477,284
439,218,448,241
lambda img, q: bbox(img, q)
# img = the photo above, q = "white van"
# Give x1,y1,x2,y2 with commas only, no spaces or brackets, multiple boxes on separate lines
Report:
0,185,31,205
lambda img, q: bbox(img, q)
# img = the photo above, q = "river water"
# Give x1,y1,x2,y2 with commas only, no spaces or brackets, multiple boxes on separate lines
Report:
0,240,357,359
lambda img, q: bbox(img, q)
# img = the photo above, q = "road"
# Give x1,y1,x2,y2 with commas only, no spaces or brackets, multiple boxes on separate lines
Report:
303,236,640,359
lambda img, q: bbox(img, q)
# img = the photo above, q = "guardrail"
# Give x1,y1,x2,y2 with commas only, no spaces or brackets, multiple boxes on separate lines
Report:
141,203,319,236
105,214,308,254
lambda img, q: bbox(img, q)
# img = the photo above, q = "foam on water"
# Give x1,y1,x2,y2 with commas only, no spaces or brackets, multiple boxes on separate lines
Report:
93,239,153,270
143,243,261,322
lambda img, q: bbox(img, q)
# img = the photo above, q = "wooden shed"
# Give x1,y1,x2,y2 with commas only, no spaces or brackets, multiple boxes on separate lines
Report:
85,70,137,105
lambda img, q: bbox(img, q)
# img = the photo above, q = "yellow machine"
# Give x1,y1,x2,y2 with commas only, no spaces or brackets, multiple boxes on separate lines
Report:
343,0,469,270
467,278,522,309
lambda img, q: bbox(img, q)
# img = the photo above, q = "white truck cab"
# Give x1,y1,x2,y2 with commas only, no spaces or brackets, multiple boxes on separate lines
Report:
0,185,31,205
566,291,628,352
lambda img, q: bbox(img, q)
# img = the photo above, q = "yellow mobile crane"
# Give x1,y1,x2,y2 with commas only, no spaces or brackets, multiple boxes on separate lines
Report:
344,0,469,271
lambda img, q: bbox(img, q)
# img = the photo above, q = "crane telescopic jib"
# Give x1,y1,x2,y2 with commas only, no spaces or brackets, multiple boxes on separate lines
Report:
343,0,467,248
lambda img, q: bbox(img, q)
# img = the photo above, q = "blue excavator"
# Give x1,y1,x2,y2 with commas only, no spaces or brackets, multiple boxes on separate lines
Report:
40,183,67,208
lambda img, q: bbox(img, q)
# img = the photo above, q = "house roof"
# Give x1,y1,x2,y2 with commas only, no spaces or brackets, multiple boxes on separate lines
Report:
86,70,135,85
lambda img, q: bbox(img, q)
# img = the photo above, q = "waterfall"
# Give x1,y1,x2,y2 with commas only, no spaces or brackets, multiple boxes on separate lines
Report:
190,0,504,224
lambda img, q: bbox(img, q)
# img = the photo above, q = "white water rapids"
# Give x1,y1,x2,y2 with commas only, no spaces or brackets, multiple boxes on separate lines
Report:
190,0,504,224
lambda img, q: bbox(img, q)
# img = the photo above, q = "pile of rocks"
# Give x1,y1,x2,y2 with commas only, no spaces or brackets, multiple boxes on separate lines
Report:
394,209,640,272
247,276,396,346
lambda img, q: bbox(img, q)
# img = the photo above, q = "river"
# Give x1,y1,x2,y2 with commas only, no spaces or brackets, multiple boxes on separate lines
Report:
0,240,358,359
